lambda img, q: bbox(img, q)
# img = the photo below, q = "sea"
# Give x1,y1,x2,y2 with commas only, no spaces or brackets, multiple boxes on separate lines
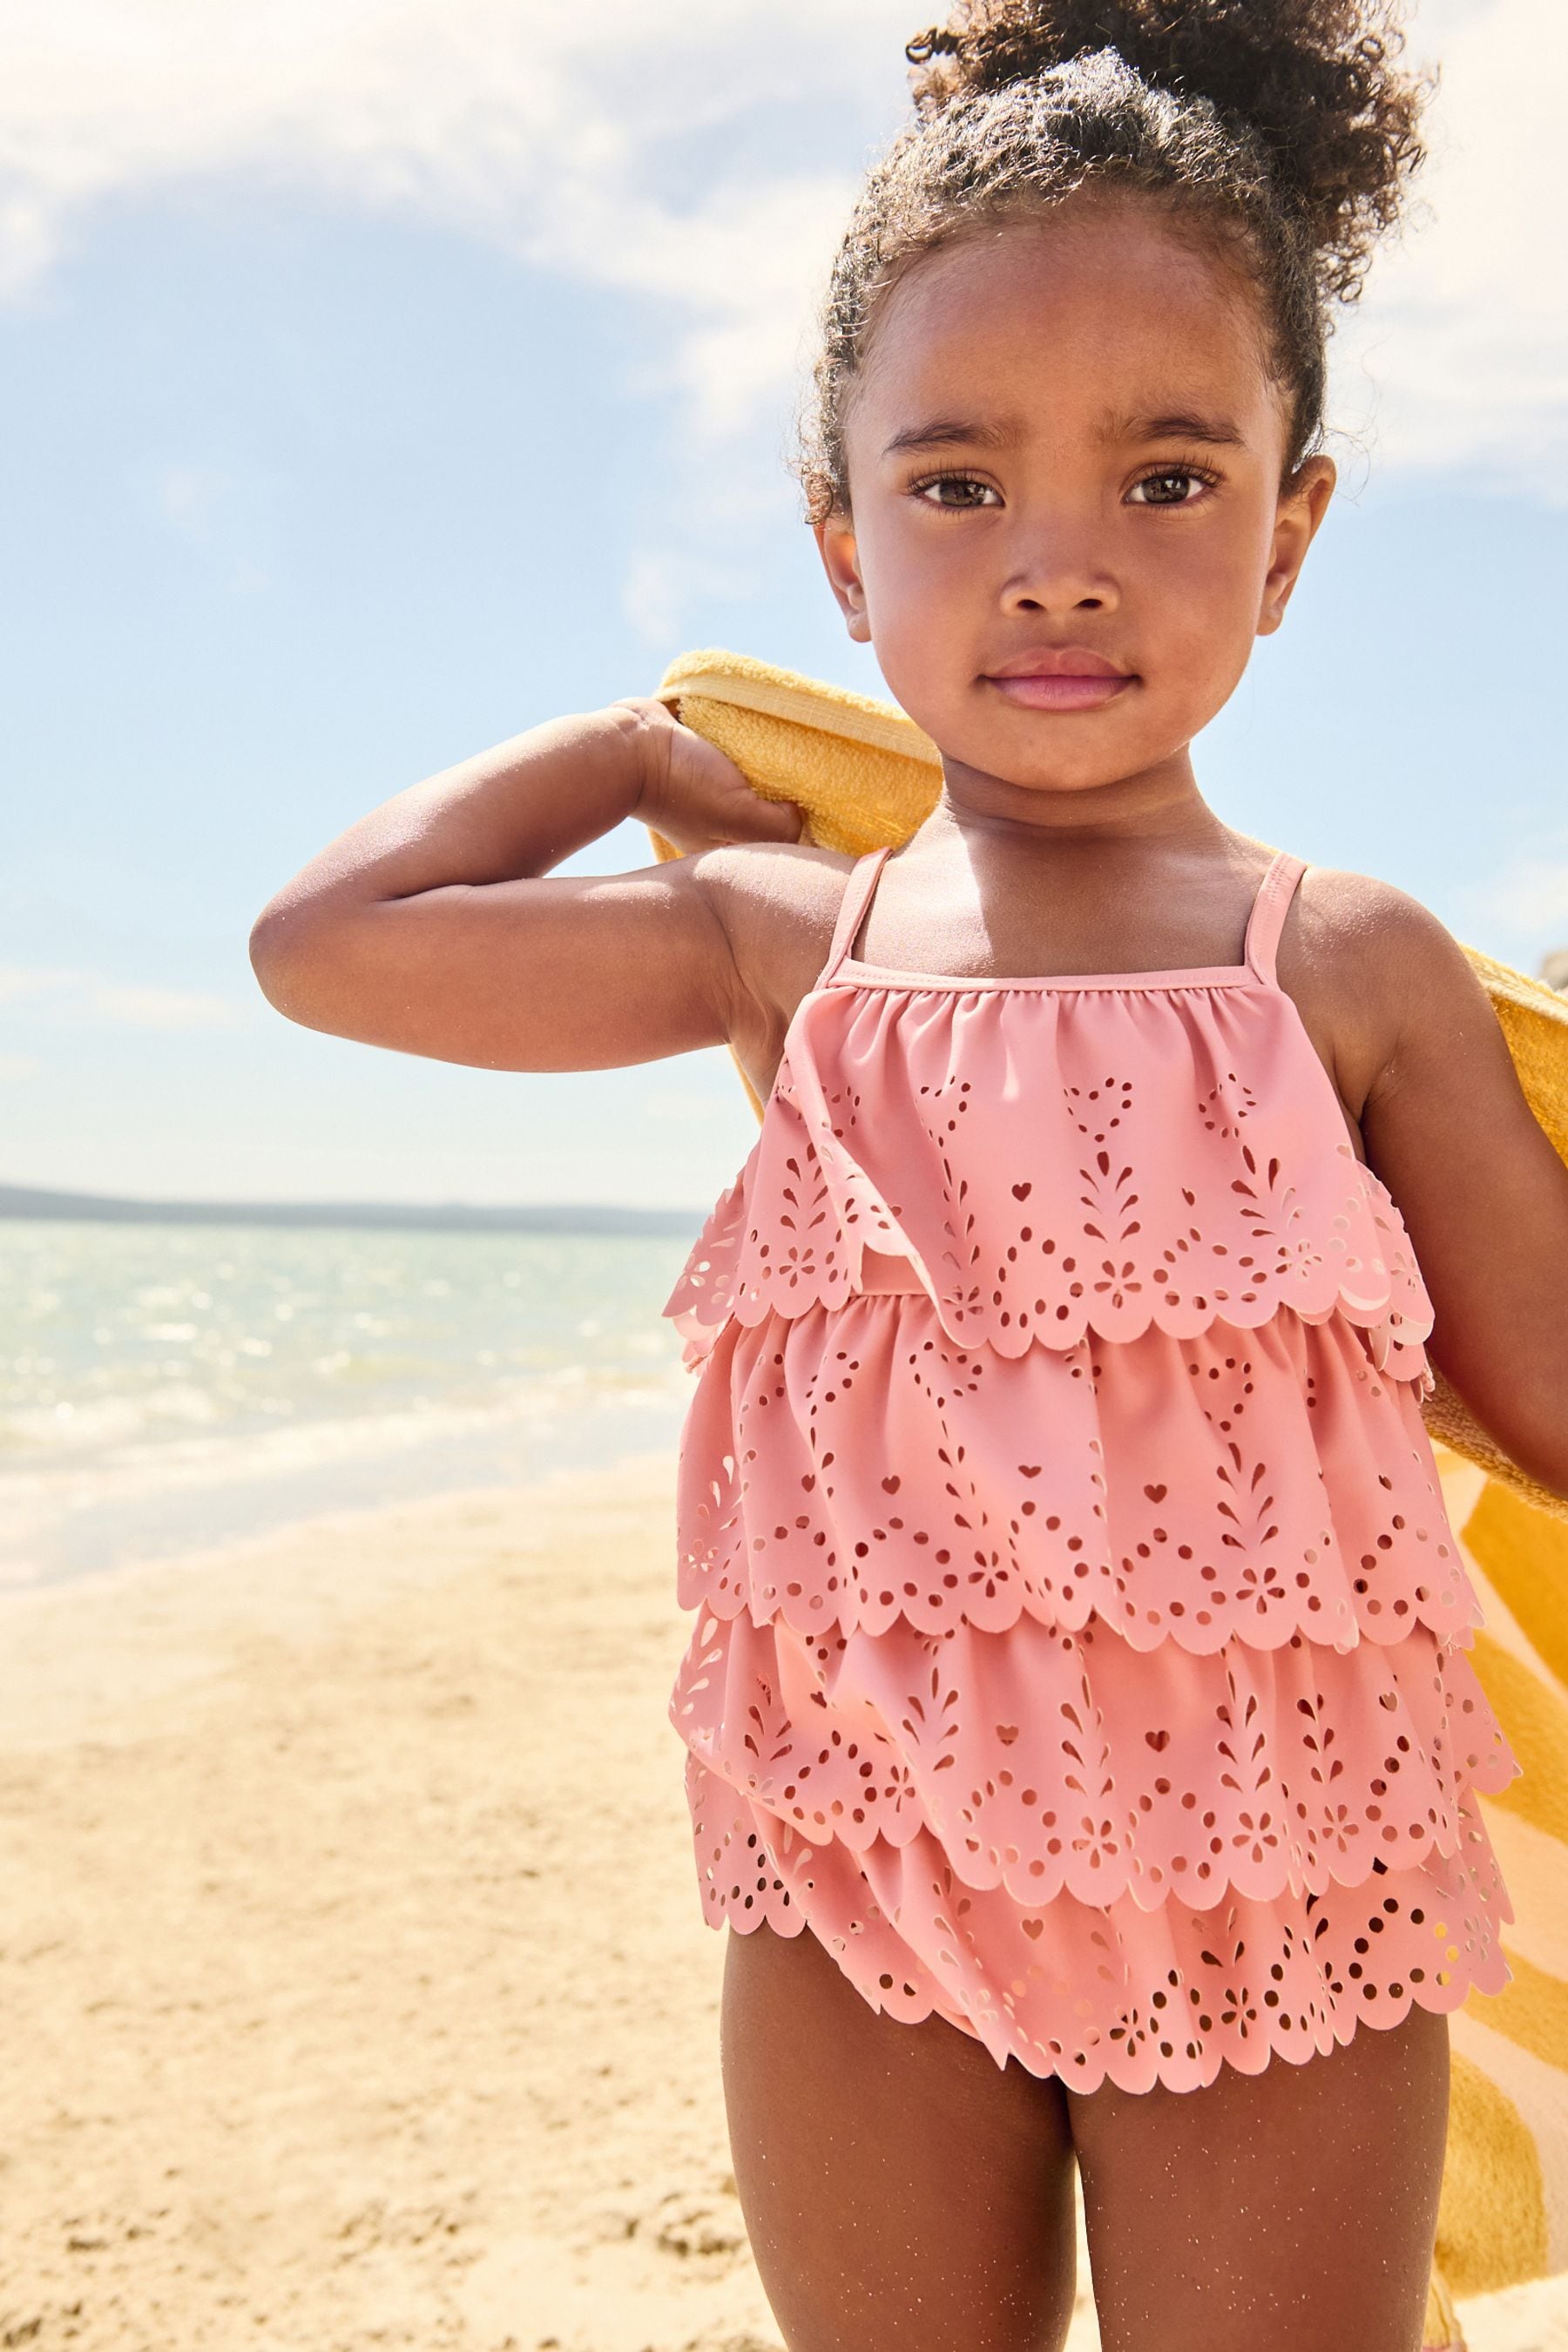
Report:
0,1218,701,1592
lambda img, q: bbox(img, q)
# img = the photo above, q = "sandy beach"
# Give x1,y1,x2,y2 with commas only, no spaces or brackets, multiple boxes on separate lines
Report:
3,1451,1565,2351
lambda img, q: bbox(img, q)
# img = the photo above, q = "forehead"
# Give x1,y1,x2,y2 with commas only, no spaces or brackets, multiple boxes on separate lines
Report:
850,199,1278,443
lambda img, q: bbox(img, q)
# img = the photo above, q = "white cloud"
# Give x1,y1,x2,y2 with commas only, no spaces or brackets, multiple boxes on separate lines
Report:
0,963,84,1007
0,0,903,424
620,544,766,651
81,982,243,1030
1478,855,1568,936
0,964,244,1030
0,1052,40,1081
1330,0,1568,484
0,0,1562,497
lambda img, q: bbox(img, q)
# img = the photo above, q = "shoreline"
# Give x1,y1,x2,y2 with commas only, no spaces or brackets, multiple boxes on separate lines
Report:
2,1462,1562,2348
0,1388,688,1598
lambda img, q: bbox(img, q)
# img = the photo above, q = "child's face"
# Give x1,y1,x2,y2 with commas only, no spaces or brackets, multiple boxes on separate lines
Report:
815,197,1335,803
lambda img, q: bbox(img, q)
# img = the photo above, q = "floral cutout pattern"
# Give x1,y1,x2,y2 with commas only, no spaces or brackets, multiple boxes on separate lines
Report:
671,1605,1516,1909
662,980,1435,1368
675,1302,1469,1649
684,1754,1513,2098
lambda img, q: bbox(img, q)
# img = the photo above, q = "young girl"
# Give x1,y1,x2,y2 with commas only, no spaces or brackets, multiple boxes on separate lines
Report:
250,3,1568,2345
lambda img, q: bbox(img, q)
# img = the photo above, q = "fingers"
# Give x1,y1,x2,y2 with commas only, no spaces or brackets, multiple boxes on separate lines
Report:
751,790,804,841
613,693,806,850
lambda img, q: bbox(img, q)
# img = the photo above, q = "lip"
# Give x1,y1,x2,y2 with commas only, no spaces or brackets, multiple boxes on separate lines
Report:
989,647,1128,679
984,645,1134,712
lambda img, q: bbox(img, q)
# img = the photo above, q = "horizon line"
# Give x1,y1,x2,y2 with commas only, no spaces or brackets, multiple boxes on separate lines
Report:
0,1180,705,1237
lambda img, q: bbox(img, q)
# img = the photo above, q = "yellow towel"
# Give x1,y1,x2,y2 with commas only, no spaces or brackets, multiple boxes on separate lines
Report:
1429,1448,1568,2334
646,646,1568,2340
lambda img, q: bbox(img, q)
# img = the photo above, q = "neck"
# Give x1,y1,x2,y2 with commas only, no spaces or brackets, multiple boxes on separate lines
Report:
928,746,1225,856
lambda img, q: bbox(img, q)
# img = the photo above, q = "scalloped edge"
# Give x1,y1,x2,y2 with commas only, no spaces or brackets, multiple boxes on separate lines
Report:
688,1766,1517,2097
679,1718,1520,1915
664,1162,1436,1369
712,1878,1515,2098
679,1537,1479,1656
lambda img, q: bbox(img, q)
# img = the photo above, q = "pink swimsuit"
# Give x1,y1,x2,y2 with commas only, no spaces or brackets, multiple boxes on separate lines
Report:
662,844,1517,2095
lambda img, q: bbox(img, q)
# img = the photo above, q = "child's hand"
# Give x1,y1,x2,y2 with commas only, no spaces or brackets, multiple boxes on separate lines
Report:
611,696,804,856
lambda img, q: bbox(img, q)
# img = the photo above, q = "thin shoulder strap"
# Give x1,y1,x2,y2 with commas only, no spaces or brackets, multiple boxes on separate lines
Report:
816,845,894,988
1244,851,1309,985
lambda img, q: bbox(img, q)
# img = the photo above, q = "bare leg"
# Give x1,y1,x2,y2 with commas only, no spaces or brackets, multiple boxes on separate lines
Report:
720,1919,1078,2352
1068,2004,1450,2352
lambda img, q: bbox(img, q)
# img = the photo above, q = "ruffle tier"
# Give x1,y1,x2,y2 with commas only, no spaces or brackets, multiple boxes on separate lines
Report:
666,1294,1517,2094
670,1604,1517,1910
664,938,1516,2095
676,1296,1470,1652
662,977,1434,1369
684,1752,1515,2097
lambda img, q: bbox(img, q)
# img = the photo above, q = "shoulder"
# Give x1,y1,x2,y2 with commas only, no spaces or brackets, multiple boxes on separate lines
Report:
1282,862,1501,1106
684,838,866,1031
1287,863,1479,1004
690,840,862,963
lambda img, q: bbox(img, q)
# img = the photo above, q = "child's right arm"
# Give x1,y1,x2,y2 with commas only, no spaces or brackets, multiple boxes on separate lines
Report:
247,698,801,1074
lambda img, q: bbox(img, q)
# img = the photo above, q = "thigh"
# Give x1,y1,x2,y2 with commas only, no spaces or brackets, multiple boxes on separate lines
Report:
1068,2004,1450,2352
720,1918,1078,2352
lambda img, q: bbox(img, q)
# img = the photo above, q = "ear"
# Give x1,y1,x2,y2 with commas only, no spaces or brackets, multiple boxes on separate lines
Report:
1257,454,1336,638
814,511,872,645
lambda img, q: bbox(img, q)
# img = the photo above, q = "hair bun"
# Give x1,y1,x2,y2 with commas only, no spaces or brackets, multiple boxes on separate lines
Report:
904,0,1428,298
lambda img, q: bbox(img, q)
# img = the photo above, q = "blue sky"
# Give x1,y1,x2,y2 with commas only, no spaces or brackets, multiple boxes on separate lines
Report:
3,0,1564,1212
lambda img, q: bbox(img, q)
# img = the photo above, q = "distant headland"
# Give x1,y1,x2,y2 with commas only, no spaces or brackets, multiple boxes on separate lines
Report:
0,1183,703,1237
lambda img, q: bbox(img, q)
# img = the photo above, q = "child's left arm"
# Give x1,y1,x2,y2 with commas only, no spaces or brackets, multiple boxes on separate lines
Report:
1347,892,1568,1500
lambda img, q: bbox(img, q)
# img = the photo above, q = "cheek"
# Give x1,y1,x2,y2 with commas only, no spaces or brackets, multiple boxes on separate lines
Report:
873,506,965,594
862,521,971,652
1137,517,1271,667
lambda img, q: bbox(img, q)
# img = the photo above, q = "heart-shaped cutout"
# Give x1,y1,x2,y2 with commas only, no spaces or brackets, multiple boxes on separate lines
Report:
1146,1729,1170,1752
1022,1917,1044,1939
996,1723,1019,1745
1012,1181,1032,1200
1018,1464,1041,1478
882,1474,901,1494
1144,1484,1167,1504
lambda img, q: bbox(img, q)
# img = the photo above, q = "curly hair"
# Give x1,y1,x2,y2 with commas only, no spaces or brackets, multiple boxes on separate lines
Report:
790,1,1431,524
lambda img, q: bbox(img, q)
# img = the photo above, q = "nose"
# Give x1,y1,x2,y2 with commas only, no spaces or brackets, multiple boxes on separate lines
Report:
1000,527,1119,617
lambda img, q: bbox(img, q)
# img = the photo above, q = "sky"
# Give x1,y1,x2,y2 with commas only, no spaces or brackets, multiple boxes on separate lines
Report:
3,0,1565,1213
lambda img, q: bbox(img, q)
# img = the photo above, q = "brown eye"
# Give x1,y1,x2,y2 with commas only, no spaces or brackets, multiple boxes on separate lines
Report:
1128,469,1210,507
914,475,998,510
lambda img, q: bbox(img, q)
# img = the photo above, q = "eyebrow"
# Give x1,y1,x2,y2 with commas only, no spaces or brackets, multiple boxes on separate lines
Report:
1108,409,1247,448
879,416,1021,459
879,407,1248,461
